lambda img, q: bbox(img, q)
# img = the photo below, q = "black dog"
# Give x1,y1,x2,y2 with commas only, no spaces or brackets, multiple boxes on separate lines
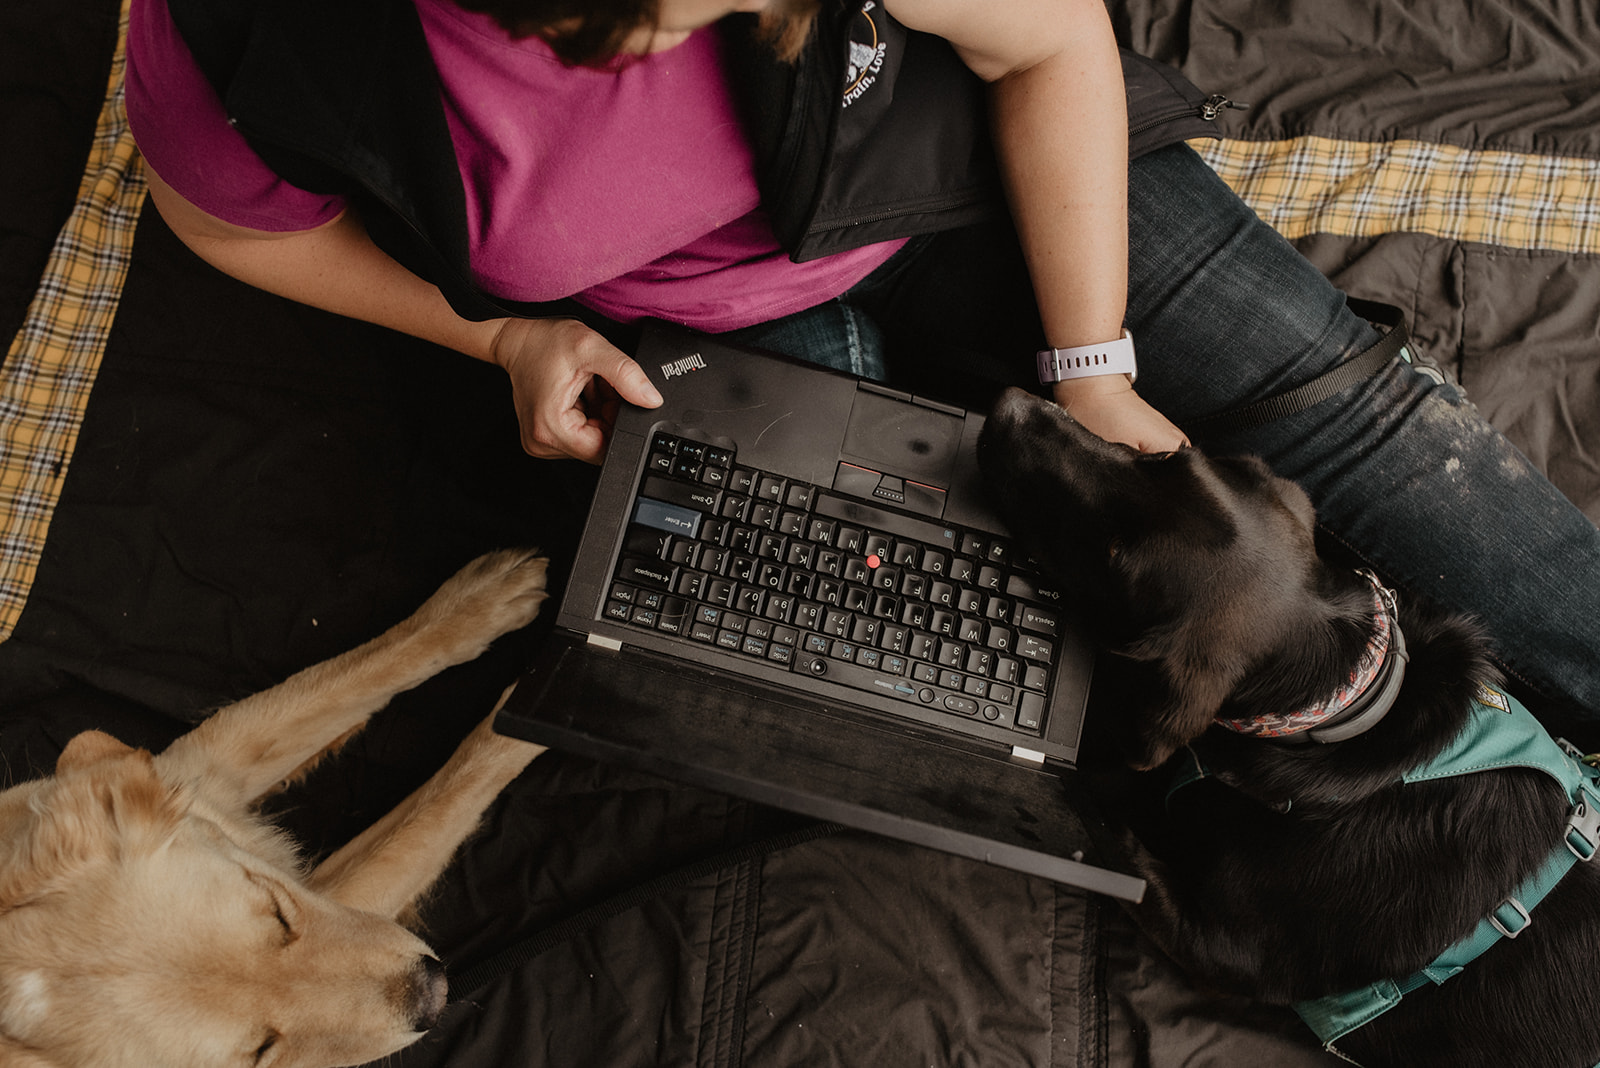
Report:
977,387,1600,1068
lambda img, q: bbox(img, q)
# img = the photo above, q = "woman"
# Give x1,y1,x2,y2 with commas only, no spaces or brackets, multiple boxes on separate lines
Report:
127,0,1600,726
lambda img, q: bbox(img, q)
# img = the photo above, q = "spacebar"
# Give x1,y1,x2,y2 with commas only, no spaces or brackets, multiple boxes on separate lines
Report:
813,492,958,547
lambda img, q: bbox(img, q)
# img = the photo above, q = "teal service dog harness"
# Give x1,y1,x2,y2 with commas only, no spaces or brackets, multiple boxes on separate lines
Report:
1171,686,1600,1064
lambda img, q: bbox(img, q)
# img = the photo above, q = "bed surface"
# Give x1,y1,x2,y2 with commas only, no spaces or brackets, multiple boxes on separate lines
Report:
3,2,1595,1064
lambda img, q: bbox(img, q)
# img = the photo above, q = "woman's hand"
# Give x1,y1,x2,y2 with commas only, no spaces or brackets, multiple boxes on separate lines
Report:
1052,375,1190,453
490,317,664,463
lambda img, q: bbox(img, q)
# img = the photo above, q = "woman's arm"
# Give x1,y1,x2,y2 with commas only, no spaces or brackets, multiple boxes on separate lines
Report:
883,0,1188,452
145,166,661,462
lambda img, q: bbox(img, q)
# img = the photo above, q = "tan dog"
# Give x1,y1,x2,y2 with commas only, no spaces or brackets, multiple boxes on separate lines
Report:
0,549,550,1068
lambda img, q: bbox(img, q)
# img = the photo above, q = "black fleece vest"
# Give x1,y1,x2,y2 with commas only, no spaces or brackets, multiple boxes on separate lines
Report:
165,0,1220,322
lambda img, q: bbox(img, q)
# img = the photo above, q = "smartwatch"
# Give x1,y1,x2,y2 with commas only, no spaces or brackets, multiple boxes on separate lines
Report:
1037,329,1137,384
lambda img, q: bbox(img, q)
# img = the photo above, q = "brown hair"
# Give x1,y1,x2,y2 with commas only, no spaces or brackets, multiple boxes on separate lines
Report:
449,0,819,66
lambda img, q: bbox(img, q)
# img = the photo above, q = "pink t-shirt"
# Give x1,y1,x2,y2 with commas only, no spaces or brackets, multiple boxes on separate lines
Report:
125,0,903,330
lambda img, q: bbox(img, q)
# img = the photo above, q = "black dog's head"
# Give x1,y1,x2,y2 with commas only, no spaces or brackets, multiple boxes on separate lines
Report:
978,388,1379,769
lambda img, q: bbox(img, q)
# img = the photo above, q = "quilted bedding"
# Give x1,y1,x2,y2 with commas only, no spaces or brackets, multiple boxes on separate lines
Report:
1,1,1595,1065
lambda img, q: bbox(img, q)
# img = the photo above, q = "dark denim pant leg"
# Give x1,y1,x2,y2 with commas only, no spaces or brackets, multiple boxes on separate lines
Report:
1123,143,1600,725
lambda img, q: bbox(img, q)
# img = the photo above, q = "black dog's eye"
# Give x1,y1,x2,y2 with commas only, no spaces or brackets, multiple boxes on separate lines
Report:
1107,537,1123,561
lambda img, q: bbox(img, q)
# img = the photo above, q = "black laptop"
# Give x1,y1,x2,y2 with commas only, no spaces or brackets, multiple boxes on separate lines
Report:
495,324,1145,901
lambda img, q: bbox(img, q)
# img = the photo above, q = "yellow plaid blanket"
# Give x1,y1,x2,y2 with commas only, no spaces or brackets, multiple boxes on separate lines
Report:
0,0,144,641
1198,135,1600,255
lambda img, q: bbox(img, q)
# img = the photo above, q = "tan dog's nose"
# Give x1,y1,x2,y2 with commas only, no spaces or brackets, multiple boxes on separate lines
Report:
407,956,449,1031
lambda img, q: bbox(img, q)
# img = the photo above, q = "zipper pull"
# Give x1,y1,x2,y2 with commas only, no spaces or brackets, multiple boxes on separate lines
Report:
1199,94,1249,121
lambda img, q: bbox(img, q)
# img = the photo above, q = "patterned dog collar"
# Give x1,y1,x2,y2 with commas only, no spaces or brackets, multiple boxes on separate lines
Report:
1216,571,1409,743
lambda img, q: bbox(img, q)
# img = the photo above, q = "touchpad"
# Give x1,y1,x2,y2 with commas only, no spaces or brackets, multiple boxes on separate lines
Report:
841,389,963,486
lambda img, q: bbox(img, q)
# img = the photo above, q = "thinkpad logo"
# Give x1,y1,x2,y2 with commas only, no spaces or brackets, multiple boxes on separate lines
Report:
843,1,886,107
661,352,707,379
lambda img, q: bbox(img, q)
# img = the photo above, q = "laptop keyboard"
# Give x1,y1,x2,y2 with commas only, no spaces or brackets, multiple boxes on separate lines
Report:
601,432,1067,739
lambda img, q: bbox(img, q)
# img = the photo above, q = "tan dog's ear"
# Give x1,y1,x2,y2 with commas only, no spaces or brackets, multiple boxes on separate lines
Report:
3,736,183,906
55,730,137,772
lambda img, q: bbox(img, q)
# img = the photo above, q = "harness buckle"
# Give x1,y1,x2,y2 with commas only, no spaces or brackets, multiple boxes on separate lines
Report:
1565,788,1600,862
1489,896,1532,939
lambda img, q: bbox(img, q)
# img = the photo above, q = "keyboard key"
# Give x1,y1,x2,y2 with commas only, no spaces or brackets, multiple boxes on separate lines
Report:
642,475,720,515
616,557,677,591
1006,571,1064,605
1017,692,1045,731
1017,604,1061,637
632,498,700,540
1017,634,1054,662
878,623,909,653
944,695,979,716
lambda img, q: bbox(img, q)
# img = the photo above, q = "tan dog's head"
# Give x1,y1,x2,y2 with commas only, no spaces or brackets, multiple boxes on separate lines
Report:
0,732,447,1068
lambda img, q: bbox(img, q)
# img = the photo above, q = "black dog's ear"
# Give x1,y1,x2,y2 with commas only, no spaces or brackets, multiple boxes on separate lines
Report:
1108,641,1242,769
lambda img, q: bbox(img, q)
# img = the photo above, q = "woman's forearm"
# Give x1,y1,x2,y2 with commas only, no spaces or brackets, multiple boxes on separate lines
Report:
145,166,503,362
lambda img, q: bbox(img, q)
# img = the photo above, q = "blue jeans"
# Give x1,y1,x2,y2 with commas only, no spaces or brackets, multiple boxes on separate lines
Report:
723,143,1600,731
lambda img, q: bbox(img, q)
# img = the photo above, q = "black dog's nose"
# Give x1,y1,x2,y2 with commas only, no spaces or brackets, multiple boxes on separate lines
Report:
407,955,449,1030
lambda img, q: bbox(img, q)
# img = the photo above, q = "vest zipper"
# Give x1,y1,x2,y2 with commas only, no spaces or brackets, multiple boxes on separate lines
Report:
1128,94,1247,138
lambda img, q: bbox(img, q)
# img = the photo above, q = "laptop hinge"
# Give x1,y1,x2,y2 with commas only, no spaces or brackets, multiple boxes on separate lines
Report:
1010,745,1047,766
586,632,624,652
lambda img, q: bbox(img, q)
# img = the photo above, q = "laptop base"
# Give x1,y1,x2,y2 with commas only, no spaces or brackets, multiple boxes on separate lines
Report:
497,634,1146,902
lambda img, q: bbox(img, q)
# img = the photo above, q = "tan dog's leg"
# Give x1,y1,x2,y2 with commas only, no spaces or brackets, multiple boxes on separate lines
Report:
154,550,548,804
306,691,544,917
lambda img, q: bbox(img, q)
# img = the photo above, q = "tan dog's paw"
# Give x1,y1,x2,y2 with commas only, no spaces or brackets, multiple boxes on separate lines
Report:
405,549,550,667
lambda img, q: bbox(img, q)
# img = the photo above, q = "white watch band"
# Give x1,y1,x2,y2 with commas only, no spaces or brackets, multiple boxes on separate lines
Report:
1037,329,1137,384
